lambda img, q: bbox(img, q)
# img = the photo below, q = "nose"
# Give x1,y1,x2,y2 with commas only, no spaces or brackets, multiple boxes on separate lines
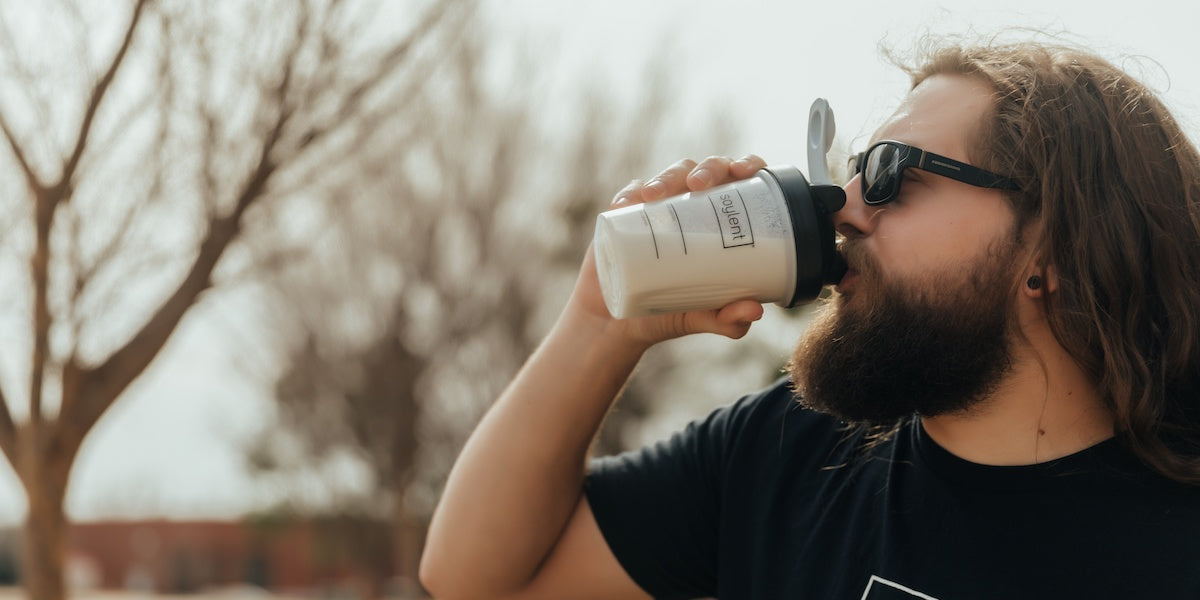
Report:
833,173,877,239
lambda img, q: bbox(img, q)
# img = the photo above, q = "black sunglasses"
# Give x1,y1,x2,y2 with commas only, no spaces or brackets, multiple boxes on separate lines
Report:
850,140,1020,206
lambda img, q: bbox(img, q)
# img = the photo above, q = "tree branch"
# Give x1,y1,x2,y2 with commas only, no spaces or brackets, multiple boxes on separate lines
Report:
0,7,52,190
0,109,44,194
59,0,152,191
72,83,161,186
28,0,150,432
0,385,15,464
290,0,467,156
69,9,175,360
65,8,303,435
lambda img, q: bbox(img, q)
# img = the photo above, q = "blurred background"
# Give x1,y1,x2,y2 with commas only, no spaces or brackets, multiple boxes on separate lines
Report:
0,0,1195,598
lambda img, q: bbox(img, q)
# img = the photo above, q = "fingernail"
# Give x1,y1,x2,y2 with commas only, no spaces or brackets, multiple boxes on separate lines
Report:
690,168,712,186
644,180,665,199
611,195,628,206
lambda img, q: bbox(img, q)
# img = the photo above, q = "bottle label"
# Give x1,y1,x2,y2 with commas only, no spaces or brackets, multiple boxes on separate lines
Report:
708,189,755,248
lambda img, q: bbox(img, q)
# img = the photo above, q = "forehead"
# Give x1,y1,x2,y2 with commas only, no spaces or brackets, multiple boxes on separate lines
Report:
872,74,996,162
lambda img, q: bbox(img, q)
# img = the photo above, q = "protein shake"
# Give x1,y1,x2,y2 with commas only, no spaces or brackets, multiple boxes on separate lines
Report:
592,99,846,319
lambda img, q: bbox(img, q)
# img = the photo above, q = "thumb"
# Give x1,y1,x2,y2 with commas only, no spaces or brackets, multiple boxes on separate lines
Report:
686,300,765,339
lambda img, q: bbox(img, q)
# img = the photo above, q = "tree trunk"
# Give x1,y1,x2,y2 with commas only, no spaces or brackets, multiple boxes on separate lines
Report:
391,490,427,598
19,458,68,600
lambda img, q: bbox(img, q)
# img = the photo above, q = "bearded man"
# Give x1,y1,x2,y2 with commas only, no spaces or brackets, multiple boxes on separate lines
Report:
420,41,1200,599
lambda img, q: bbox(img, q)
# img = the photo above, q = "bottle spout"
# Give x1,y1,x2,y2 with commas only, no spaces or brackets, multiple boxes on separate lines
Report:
812,184,845,214
807,98,836,186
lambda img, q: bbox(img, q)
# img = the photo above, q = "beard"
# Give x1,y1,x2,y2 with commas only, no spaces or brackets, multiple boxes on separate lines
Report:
786,236,1019,425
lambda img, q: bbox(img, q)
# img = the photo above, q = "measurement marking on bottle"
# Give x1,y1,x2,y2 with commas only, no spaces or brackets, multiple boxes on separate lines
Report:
641,209,660,259
669,204,687,255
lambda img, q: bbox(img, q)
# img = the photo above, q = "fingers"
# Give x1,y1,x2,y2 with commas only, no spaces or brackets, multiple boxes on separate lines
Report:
682,300,765,340
611,179,646,206
610,159,697,206
611,155,767,207
641,159,697,201
686,156,731,190
729,154,766,179
688,154,767,191
711,300,765,339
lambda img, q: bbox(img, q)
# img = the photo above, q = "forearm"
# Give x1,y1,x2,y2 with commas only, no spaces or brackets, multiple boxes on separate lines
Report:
421,303,648,595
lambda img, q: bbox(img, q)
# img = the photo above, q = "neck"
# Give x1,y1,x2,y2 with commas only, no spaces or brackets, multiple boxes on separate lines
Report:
921,318,1114,466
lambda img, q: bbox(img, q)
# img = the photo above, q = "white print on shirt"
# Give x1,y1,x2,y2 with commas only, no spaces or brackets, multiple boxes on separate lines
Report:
860,575,940,600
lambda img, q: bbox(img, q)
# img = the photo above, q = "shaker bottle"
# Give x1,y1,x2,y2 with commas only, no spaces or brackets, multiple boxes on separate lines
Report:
593,99,848,319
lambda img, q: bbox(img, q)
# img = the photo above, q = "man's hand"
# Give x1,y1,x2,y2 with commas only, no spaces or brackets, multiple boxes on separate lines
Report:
569,154,770,348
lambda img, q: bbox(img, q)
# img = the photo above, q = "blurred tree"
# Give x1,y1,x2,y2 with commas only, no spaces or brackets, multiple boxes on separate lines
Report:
0,1,476,599
244,8,751,596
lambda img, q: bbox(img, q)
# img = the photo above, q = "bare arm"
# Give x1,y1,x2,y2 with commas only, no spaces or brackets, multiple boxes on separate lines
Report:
420,156,767,599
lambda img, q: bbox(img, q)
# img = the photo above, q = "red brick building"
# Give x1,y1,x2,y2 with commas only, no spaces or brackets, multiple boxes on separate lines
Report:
1,517,423,598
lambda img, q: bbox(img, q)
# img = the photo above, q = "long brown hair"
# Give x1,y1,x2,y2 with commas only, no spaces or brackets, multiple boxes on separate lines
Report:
902,40,1200,484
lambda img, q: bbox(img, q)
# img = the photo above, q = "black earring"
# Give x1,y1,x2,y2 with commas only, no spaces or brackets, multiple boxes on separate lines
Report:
1027,275,1042,290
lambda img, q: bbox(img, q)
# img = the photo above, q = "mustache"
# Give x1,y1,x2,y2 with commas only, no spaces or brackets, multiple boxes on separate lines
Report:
837,240,878,277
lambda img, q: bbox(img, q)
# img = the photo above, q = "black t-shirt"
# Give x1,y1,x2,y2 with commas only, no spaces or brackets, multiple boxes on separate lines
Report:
585,378,1200,599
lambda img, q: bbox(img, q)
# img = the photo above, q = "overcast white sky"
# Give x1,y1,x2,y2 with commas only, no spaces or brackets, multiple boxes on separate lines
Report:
1,0,1198,525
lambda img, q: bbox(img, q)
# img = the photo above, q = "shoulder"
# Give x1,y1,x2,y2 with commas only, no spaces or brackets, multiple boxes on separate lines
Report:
703,376,838,436
588,376,850,479
661,376,850,464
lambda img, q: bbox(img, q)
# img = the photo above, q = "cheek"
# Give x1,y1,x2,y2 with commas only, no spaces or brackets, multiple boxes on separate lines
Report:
871,209,1008,278
870,221,955,274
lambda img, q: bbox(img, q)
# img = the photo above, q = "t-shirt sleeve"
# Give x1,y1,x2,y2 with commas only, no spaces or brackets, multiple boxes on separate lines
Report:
583,379,790,599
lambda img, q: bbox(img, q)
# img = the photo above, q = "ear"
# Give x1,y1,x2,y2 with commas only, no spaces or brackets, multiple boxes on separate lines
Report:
1016,220,1057,298
1023,262,1059,298
1041,263,1059,293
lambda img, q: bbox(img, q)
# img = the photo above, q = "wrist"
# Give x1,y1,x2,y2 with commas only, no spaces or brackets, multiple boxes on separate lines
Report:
557,300,656,359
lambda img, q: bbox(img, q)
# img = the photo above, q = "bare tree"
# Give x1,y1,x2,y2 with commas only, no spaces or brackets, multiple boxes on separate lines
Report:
0,1,476,598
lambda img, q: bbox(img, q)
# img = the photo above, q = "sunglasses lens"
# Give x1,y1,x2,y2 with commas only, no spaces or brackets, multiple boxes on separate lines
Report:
863,143,901,204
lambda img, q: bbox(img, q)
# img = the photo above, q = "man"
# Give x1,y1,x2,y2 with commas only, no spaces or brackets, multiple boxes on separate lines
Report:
420,41,1200,599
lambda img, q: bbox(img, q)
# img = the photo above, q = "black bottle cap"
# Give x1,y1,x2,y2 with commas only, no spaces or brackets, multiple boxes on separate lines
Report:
762,166,844,306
